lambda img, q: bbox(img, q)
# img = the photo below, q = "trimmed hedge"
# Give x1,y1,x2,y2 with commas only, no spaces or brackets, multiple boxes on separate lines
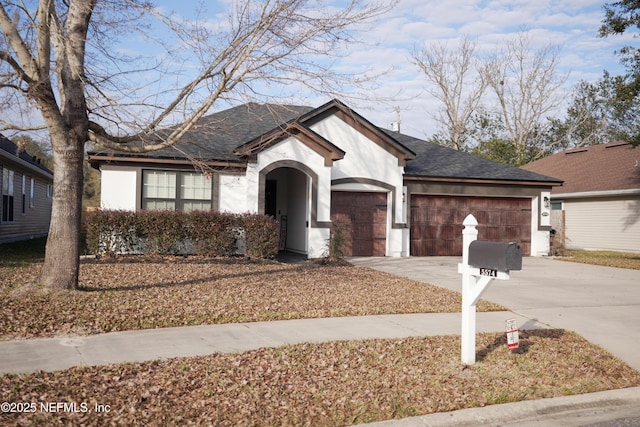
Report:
84,210,279,258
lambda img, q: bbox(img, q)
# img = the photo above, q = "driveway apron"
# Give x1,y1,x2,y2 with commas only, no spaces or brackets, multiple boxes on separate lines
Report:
348,256,640,372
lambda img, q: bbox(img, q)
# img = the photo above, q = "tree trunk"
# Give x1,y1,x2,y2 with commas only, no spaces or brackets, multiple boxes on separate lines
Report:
36,0,93,291
40,136,85,291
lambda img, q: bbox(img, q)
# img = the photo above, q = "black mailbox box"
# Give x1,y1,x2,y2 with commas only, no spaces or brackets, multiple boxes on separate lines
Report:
468,241,522,272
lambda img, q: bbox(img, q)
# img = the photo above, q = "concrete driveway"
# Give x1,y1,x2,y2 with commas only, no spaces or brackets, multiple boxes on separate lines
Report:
348,256,640,372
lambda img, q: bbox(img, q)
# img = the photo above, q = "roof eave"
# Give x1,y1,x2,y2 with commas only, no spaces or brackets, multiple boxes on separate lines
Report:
552,188,640,199
87,153,246,171
403,174,564,187
0,149,54,180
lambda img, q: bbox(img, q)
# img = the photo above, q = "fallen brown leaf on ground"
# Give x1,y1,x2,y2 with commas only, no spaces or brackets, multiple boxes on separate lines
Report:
0,256,504,340
2,331,639,426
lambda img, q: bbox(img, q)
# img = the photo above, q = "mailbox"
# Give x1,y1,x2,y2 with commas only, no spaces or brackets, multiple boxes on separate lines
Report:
468,241,522,272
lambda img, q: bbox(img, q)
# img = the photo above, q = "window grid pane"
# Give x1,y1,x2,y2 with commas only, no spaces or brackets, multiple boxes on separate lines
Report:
3,169,14,195
142,170,212,212
181,173,211,200
182,201,212,212
30,178,35,208
143,171,176,199
144,200,176,211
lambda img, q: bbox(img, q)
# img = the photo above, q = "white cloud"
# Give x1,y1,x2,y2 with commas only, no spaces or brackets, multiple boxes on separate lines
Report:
325,0,633,137
118,0,633,139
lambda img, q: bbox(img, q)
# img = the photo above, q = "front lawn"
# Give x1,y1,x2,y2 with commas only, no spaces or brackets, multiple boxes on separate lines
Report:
2,331,639,426
2,241,640,426
0,254,504,341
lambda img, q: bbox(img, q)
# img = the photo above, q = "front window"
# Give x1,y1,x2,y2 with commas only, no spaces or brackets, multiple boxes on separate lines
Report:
30,177,35,208
179,172,212,211
2,168,14,222
142,170,212,211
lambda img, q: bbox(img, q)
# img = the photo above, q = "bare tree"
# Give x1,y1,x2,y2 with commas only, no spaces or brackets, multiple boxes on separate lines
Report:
482,32,568,165
412,36,486,151
0,0,395,290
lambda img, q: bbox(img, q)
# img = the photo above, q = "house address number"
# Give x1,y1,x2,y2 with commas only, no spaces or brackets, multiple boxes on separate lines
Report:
479,268,498,277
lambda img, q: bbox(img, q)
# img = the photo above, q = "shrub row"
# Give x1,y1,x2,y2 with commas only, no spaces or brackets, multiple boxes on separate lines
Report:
84,210,279,258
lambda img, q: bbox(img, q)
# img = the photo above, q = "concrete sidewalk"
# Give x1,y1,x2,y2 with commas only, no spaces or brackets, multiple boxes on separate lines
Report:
349,256,640,373
0,311,546,375
2,312,638,426
2,255,639,426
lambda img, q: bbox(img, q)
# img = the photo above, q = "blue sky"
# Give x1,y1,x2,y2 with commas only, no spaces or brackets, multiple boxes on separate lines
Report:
341,0,632,138
135,1,633,139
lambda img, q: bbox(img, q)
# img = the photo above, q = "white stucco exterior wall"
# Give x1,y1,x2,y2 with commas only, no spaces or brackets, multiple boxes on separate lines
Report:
312,115,407,257
218,174,247,213
311,115,404,183
100,168,137,210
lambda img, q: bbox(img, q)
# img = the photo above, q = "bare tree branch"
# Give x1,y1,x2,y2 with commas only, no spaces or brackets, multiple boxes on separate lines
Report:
413,36,486,151
0,0,396,290
482,31,568,164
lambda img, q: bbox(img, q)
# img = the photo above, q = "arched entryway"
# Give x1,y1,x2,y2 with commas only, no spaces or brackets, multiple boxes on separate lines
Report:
262,166,310,255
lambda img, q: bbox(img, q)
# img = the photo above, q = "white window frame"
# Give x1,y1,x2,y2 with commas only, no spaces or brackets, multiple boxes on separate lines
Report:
2,168,15,222
29,177,35,208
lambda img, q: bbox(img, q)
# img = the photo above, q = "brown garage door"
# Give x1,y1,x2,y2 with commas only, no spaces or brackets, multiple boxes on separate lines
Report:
331,191,387,256
410,195,531,256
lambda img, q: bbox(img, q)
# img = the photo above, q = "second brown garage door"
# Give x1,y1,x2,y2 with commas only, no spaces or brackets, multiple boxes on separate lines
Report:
410,195,531,256
331,191,387,256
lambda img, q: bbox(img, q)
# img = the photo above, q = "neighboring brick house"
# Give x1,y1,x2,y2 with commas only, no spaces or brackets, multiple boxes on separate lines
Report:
522,142,640,253
89,99,561,258
0,134,54,244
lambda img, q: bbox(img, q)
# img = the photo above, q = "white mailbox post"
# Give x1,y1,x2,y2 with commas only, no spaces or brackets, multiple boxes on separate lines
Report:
458,214,522,365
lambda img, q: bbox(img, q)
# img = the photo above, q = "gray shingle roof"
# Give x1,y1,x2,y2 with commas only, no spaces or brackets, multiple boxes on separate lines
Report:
0,133,53,176
89,101,562,184
91,103,314,162
389,131,562,184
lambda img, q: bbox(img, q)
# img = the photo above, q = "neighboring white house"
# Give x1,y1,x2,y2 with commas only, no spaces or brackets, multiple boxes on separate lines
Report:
0,134,54,244
522,142,640,253
89,99,562,258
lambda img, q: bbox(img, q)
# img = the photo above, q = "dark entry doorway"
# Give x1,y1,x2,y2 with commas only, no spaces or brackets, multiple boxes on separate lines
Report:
265,180,277,218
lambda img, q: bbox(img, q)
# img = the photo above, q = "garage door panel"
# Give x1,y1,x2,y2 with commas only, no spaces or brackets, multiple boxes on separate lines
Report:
373,209,387,223
412,239,462,256
439,225,456,240
372,238,386,255
411,196,531,256
354,224,372,239
474,210,489,223
331,191,387,257
352,240,369,255
481,226,503,240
